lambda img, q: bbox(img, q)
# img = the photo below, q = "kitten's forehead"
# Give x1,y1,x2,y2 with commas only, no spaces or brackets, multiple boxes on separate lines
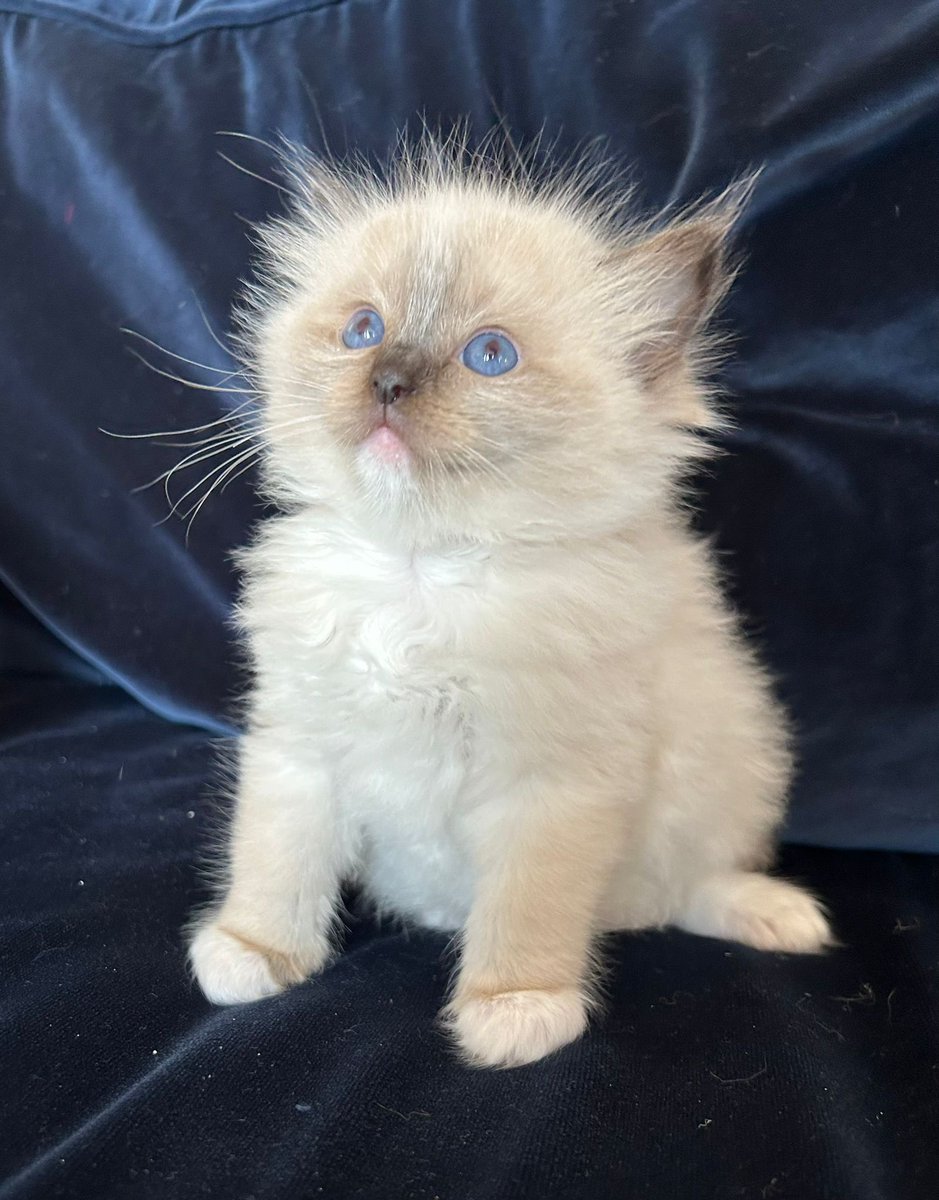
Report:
347,190,599,341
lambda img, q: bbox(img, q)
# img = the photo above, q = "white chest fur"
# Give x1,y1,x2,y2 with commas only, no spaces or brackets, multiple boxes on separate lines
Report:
246,520,494,926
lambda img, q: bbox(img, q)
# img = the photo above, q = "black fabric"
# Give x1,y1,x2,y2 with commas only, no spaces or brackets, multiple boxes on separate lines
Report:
2,678,938,1200
2,1,939,1196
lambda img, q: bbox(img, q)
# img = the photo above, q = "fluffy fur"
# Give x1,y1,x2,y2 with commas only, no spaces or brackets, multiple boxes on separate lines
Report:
188,136,833,1069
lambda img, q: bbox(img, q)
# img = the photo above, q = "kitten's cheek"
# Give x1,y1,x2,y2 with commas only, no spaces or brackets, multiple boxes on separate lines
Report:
362,424,410,467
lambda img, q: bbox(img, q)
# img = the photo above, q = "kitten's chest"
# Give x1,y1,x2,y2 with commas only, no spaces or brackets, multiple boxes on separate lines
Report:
293,539,489,722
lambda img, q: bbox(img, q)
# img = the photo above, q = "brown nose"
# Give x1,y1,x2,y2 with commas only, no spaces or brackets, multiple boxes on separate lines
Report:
371,369,413,406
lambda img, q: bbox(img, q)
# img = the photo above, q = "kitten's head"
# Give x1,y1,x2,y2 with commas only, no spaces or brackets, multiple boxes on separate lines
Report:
241,137,748,546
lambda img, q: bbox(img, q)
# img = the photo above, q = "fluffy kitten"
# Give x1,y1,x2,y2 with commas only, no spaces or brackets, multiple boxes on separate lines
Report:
188,139,832,1068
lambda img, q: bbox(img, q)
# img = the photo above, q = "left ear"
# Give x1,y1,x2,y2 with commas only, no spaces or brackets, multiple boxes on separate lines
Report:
614,179,754,390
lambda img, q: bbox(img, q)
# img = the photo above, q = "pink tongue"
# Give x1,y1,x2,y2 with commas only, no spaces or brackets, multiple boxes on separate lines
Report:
366,424,408,464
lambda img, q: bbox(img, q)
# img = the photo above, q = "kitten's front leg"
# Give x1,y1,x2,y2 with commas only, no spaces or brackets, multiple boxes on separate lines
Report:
445,777,625,1068
189,732,350,1005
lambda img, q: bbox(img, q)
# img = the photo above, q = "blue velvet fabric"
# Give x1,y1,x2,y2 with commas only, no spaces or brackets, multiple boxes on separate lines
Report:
1,4,938,1196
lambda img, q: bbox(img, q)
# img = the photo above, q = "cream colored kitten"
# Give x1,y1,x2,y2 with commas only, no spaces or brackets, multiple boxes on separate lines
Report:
188,139,832,1068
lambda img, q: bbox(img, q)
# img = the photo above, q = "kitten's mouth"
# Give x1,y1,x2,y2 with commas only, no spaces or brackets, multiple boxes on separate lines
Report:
361,416,410,468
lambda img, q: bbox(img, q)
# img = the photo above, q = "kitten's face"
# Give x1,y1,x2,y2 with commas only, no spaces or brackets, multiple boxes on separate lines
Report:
250,160,735,544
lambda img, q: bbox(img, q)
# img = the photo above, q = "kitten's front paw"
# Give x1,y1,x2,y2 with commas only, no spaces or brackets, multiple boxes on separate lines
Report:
444,988,589,1069
189,922,315,1005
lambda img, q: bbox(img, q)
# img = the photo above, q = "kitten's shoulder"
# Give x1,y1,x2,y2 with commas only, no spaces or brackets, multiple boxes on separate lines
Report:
237,507,363,576
233,507,365,631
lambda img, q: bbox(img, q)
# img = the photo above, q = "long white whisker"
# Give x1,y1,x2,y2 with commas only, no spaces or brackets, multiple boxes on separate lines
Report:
153,410,320,515
216,150,290,194
125,350,323,411
170,443,261,518
132,430,259,499
182,442,262,512
183,445,265,539
219,454,262,495
154,422,258,449
217,458,263,502
164,437,258,507
216,129,285,157
192,292,242,361
126,349,262,395
101,400,258,441
119,327,241,377
150,411,317,492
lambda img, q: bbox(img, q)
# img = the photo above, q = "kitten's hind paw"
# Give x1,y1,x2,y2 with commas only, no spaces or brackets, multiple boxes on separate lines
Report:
442,987,589,1069
679,871,834,954
189,922,312,1005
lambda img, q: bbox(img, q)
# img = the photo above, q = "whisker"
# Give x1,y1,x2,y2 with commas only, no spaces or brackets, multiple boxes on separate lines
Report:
124,351,322,410
182,445,265,539
119,327,242,377
219,452,263,495
225,454,263,488
100,399,258,441
216,129,286,157
192,292,242,361
153,410,320,520
132,430,259,498
164,440,257,508
298,76,332,158
216,150,290,194
181,442,262,514
125,349,262,395
170,443,260,518
153,422,259,449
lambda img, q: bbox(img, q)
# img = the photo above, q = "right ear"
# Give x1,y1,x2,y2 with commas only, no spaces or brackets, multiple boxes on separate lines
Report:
609,179,754,387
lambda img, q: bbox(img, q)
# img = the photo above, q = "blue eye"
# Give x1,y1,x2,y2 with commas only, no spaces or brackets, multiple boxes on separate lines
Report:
460,330,518,377
342,308,385,350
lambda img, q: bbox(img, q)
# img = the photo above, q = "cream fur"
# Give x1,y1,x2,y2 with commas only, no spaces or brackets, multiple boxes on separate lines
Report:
188,137,832,1069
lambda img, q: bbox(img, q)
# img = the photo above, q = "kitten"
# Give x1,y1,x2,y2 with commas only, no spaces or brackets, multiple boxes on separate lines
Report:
188,138,832,1069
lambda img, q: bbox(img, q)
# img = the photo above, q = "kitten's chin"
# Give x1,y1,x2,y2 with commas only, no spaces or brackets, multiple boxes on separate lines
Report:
353,424,419,503
361,423,410,468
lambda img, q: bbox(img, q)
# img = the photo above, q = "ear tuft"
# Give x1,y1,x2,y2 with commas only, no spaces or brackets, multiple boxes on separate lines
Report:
614,176,756,389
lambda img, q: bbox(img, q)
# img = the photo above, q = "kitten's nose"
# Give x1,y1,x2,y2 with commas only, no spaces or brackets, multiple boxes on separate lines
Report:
371,369,413,406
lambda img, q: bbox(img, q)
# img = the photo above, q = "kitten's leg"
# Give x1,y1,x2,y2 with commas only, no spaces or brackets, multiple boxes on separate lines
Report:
189,734,350,1004
677,871,832,953
445,780,623,1069
617,589,834,954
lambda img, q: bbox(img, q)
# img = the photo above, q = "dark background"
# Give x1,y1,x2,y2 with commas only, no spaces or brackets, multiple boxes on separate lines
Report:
1,2,937,1197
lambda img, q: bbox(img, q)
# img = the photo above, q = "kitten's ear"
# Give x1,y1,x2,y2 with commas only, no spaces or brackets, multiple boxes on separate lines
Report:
614,179,754,394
